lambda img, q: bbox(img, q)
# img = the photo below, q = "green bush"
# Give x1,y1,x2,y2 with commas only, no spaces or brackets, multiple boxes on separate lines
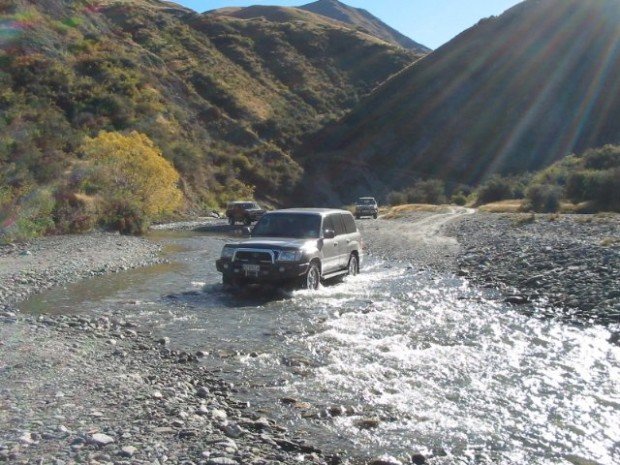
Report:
387,190,408,206
524,184,562,213
476,176,518,204
387,179,447,206
451,192,468,206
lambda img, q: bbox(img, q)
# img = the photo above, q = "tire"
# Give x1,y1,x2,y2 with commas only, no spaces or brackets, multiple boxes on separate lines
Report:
355,215,360,220
222,275,234,286
373,213,378,219
243,216,252,226
300,262,321,290
228,217,235,226
347,254,359,277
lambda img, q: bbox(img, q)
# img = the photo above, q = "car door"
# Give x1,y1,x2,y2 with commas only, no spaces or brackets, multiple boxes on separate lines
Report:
321,215,340,274
330,213,349,270
340,212,360,263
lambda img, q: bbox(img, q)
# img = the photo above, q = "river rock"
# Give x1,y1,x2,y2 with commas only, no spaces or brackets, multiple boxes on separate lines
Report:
91,433,115,446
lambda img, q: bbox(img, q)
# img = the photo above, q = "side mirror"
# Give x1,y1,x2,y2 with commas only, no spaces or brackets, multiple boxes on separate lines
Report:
323,229,335,239
242,226,252,237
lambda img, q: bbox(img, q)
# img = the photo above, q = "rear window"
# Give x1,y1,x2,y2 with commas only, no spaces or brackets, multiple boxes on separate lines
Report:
341,213,357,234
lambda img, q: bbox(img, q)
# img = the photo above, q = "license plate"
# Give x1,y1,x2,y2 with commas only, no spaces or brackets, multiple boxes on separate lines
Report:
243,264,260,276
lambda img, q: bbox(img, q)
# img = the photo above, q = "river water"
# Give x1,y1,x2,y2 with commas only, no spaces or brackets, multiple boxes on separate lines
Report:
19,230,620,465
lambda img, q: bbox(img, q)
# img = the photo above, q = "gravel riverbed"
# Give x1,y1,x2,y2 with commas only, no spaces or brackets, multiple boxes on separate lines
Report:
0,233,162,308
445,212,620,325
1,213,619,465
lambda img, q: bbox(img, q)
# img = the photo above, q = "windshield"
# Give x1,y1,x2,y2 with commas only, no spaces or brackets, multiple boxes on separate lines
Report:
357,198,375,205
252,213,321,239
241,202,258,209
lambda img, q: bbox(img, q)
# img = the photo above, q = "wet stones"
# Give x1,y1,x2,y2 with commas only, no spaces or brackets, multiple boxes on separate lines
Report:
449,213,620,323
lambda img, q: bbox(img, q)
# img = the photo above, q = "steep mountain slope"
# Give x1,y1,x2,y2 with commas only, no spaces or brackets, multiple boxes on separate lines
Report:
300,0,430,53
300,0,620,203
0,0,417,209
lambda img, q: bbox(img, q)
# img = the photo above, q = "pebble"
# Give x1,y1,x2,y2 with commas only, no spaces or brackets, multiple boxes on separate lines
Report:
91,433,115,446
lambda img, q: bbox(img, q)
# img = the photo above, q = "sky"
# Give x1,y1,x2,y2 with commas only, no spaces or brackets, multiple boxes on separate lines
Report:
175,0,523,49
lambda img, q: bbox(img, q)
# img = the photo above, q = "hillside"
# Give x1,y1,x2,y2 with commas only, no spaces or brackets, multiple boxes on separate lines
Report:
299,0,620,204
300,0,431,53
0,0,418,236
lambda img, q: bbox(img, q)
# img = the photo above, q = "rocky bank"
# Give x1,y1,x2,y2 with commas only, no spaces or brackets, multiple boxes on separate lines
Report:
446,213,620,325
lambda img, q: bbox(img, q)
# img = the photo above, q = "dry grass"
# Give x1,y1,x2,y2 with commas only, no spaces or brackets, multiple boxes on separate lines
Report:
381,204,451,219
478,200,584,214
600,237,620,247
478,200,524,213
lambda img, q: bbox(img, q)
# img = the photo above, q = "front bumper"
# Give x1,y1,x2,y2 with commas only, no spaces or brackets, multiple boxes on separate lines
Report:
356,209,377,215
216,259,309,283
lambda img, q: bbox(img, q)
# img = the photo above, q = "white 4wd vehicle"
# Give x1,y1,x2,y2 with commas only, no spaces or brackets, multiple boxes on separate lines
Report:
216,209,363,290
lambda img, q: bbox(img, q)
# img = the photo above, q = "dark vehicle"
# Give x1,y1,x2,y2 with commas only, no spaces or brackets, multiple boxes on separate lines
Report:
216,209,363,290
225,201,265,225
355,197,378,219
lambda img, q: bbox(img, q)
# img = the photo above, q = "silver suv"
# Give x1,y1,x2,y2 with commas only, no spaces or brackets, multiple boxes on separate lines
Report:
216,209,363,290
355,197,378,219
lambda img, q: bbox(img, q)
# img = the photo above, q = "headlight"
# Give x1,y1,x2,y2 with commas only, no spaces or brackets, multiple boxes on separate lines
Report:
221,246,235,259
278,250,302,262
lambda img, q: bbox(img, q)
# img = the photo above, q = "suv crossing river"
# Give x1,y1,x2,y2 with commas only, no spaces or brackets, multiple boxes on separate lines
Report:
216,209,363,290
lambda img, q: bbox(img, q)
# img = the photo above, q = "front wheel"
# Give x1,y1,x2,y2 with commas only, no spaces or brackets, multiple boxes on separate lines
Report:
347,254,359,277
228,217,235,226
243,216,252,226
373,213,378,219
301,262,321,290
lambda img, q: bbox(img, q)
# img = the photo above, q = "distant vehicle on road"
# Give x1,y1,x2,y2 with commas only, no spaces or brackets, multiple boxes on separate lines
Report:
216,209,363,290
355,197,378,219
225,201,265,225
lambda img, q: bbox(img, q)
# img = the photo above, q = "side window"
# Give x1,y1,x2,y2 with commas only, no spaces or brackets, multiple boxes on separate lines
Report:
341,213,357,234
331,214,346,236
322,216,335,235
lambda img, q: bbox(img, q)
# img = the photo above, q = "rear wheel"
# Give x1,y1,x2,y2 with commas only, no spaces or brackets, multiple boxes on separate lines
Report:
301,262,321,290
347,254,359,276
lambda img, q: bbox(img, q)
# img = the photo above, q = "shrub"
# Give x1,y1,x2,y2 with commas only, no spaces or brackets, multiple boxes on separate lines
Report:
476,176,517,205
405,179,447,204
1,187,56,241
52,189,98,234
80,131,183,218
524,184,562,213
387,179,447,206
451,192,468,206
387,190,407,206
102,197,149,235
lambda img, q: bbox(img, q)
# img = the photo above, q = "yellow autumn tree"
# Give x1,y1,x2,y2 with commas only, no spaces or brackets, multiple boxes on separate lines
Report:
81,131,183,217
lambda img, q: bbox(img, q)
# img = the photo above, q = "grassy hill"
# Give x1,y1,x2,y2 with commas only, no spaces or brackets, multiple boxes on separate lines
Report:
300,0,431,53
299,0,620,204
0,0,418,237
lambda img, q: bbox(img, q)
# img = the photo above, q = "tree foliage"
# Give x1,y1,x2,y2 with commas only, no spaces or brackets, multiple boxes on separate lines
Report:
80,131,183,217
